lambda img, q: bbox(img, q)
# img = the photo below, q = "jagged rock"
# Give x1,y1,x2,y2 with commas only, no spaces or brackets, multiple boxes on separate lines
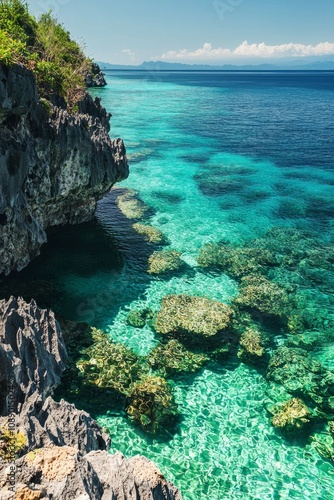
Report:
0,298,182,498
0,64,128,275
0,448,181,499
0,297,109,453
0,296,66,412
85,63,107,87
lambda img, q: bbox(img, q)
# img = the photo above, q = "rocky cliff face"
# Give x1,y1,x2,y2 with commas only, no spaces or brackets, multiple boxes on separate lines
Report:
0,63,128,275
0,297,182,499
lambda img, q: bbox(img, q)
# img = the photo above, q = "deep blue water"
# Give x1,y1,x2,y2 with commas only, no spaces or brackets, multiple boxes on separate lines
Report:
3,71,334,499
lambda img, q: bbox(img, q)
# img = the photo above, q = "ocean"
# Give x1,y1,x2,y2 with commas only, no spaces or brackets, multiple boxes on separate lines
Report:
6,71,334,499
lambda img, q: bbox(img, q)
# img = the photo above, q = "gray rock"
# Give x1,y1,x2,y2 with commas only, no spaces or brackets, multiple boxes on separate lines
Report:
0,64,128,275
85,63,107,87
0,448,181,499
0,298,182,499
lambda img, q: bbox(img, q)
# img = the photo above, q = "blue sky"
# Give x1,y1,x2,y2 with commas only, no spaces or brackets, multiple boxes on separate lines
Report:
27,0,334,65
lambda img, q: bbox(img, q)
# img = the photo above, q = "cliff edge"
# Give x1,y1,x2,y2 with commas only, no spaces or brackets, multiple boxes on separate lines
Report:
0,63,128,275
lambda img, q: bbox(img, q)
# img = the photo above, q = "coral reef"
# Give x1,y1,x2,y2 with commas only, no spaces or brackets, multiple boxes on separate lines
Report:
154,294,233,340
234,275,291,322
77,328,142,395
116,190,149,219
237,326,267,365
267,346,334,414
126,376,178,433
126,308,155,328
133,223,167,244
198,243,276,278
148,250,183,275
148,340,209,376
271,398,312,435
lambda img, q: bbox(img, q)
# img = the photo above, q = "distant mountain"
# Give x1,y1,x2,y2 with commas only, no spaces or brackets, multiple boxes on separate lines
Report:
97,60,334,71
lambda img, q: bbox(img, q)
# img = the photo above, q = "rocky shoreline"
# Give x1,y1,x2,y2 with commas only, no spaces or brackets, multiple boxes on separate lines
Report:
0,297,181,499
0,63,128,275
0,63,182,499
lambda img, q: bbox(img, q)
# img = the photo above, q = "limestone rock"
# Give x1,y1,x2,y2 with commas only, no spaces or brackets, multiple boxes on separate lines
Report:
0,64,128,275
0,298,182,498
0,448,181,499
85,62,107,87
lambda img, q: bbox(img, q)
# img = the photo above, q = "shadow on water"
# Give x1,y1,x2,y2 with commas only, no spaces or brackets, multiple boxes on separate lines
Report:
0,189,159,328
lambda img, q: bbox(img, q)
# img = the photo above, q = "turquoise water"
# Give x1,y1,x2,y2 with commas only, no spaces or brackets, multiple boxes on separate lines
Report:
3,71,334,498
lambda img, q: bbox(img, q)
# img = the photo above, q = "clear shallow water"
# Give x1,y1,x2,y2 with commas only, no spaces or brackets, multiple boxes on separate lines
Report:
2,71,334,498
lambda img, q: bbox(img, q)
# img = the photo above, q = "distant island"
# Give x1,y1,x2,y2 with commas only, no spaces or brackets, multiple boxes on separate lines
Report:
97,60,334,71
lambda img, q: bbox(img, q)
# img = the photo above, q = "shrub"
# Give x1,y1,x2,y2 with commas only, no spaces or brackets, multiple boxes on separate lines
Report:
0,427,27,461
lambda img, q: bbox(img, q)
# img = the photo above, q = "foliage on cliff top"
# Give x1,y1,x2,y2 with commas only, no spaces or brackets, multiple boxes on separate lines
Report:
0,0,92,108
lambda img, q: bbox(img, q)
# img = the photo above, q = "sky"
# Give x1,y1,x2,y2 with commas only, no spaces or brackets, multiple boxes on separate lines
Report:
26,0,334,65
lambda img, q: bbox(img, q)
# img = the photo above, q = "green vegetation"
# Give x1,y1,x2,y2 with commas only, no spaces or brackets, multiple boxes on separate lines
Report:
0,427,27,461
0,0,93,108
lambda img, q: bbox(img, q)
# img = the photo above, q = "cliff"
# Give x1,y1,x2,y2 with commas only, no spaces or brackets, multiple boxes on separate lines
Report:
0,63,128,275
0,297,182,499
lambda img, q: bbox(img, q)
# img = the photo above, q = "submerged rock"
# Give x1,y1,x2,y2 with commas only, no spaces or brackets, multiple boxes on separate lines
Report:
133,222,167,244
0,64,128,276
155,294,233,339
271,398,312,434
267,346,334,414
237,326,267,365
148,250,183,275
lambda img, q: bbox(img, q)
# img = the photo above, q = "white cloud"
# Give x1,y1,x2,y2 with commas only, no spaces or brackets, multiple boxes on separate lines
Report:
234,41,334,58
161,42,230,60
160,41,334,60
122,49,135,58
